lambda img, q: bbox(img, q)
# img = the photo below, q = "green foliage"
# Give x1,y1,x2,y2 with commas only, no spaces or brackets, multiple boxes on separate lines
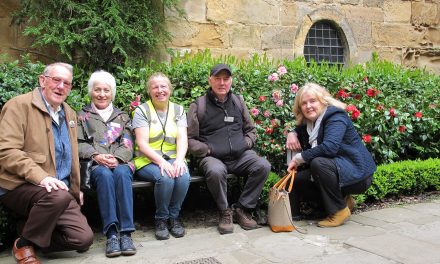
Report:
364,158,440,202
260,171,283,207
13,0,181,70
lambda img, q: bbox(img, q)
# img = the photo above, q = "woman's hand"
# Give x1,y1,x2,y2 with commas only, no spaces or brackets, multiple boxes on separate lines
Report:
172,159,188,178
287,159,298,173
286,132,302,151
93,154,119,168
159,158,175,178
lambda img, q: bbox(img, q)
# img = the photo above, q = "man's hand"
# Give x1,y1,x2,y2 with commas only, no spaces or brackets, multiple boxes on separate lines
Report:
39,176,69,192
286,132,302,151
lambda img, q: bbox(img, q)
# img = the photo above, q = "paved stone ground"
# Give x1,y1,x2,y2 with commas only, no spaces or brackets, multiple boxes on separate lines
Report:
1,197,439,264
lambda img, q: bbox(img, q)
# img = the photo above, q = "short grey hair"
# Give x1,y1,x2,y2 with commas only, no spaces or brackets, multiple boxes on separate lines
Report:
43,62,73,76
87,70,117,101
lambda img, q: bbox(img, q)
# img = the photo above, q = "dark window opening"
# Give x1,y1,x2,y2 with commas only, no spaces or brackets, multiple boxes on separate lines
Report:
304,21,345,66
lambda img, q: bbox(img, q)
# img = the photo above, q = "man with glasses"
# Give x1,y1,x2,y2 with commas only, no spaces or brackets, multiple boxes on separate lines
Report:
0,63,93,263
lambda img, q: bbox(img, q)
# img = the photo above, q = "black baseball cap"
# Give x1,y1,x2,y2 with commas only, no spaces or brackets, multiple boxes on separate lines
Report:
210,63,232,76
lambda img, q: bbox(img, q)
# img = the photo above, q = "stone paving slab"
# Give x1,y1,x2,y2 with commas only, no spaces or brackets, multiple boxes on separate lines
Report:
1,199,439,263
346,232,440,264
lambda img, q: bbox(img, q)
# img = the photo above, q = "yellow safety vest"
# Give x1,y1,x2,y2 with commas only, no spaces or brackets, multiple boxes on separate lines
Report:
134,100,182,169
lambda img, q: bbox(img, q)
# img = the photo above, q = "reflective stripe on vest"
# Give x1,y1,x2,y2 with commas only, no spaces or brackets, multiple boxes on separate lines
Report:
134,100,180,169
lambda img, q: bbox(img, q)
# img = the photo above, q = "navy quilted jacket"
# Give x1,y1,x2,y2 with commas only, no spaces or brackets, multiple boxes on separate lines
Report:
295,106,376,187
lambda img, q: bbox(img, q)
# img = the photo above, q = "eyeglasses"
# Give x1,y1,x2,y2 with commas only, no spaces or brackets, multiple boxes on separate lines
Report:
44,75,73,88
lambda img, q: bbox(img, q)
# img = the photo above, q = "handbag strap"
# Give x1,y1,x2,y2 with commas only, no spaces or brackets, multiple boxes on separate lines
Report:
273,170,295,192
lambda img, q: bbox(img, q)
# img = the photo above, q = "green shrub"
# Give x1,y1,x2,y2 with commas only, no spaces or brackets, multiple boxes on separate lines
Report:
364,158,440,202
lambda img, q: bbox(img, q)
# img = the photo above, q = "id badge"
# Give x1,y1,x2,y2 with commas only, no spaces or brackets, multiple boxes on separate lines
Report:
224,116,234,122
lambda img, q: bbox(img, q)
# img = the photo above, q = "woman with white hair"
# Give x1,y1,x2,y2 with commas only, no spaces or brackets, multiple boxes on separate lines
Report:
77,70,136,257
286,82,376,227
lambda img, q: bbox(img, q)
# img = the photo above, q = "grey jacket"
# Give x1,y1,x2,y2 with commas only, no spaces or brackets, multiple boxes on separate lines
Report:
77,105,134,166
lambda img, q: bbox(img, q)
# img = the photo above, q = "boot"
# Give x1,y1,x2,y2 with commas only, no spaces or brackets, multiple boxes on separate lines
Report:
345,195,355,212
218,209,234,234
317,207,351,227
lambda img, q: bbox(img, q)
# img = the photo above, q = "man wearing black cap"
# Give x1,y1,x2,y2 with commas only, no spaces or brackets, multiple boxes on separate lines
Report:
187,63,270,234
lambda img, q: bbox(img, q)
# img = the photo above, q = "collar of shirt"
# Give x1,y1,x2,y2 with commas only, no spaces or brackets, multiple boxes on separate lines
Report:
41,94,62,125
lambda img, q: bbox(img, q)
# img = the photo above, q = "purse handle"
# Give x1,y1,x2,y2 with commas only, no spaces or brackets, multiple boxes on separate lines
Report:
273,170,295,193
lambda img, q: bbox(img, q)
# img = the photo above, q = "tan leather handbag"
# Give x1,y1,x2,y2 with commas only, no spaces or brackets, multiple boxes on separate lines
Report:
268,171,295,232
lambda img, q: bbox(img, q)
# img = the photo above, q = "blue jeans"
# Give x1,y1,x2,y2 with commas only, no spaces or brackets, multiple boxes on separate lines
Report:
136,159,191,220
91,164,135,235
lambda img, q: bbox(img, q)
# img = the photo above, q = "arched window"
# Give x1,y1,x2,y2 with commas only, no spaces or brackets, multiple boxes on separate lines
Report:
303,21,345,66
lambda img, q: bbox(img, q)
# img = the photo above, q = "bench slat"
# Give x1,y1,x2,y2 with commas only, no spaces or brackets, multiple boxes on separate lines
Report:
131,174,235,189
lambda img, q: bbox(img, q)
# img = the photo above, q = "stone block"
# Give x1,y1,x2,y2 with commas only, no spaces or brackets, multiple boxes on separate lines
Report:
342,6,384,22
411,2,439,26
372,23,424,47
207,0,279,25
174,0,207,23
230,24,262,48
280,2,297,26
423,28,440,47
347,20,372,45
166,19,224,48
261,26,296,49
384,1,411,23
0,18,15,46
363,0,384,8
263,48,295,61
376,47,402,64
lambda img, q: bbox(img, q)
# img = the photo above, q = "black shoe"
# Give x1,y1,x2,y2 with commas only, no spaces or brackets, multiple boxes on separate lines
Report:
169,218,185,238
155,219,170,240
120,235,136,256
106,236,121,258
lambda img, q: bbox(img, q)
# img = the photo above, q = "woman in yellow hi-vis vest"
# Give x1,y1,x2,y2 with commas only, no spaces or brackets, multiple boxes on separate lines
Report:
132,72,190,240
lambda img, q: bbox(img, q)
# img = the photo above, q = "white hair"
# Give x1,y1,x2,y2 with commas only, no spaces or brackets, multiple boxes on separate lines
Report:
87,70,117,101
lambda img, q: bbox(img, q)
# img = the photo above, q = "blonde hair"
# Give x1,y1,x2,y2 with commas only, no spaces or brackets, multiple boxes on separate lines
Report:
146,72,173,97
293,82,346,125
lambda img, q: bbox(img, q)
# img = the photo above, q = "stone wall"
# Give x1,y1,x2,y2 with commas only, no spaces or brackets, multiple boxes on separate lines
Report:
1,0,439,73
165,0,440,73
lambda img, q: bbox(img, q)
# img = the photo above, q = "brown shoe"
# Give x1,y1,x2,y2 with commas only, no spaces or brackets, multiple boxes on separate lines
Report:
233,206,258,230
218,209,234,234
345,195,355,212
12,238,40,264
317,207,351,228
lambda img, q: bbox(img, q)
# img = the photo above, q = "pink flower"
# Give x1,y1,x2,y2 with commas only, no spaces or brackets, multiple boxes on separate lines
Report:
398,125,406,133
272,90,282,102
346,104,360,120
414,112,423,118
250,107,260,117
346,104,357,113
277,66,287,76
362,134,372,143
336,89,349,99
270,119,279,128
264,110,271,117
276,99,284,107
364,76,369,83
290,83,299,93
130,95,141,112
389,108,396,117
367,88,380,97
259,95,266,102
268,73,279,82
265,127,273,135
255,120,262,125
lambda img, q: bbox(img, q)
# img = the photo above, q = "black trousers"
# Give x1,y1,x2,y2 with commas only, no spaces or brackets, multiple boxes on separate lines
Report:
290,157,372,216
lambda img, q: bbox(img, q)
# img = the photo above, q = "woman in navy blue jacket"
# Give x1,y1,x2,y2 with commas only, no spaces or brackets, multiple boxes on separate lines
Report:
286,82,376,227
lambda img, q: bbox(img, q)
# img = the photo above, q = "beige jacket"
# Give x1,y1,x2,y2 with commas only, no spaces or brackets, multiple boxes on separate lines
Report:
0,88,81,201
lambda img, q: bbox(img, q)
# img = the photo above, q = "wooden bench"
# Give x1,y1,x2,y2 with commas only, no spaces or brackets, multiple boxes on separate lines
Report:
130,174,236,188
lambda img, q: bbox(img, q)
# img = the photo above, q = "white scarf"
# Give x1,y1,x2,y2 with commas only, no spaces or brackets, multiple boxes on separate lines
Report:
92,102,114,122
306,107,327,148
